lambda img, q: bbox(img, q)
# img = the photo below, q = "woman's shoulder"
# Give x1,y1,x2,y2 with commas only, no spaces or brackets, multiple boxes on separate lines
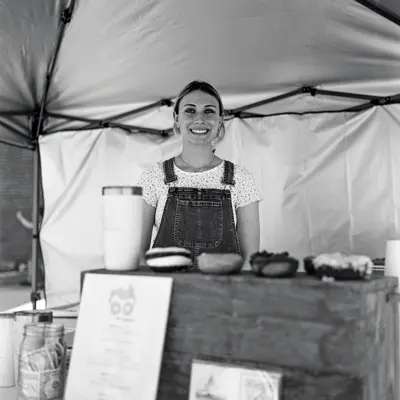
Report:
222,160,253,178
144,161,165,173
139,162,165,183
229,162,259,189
227,161,262,205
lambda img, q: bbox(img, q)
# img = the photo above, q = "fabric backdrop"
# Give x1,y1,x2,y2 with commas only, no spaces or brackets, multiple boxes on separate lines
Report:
40,104,400,307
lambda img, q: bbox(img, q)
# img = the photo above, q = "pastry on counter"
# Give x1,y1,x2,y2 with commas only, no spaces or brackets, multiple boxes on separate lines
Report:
197,253,243,275
145,247,192,272
250,251,299,278
311,252,373,281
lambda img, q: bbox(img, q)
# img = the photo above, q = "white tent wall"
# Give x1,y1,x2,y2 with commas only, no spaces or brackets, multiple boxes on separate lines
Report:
40,105,400,307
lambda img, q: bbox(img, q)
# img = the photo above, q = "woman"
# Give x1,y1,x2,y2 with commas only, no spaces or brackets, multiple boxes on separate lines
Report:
138,80,262,267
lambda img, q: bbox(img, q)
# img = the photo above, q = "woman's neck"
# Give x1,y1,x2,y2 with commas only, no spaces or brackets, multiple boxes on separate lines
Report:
176,145,220,172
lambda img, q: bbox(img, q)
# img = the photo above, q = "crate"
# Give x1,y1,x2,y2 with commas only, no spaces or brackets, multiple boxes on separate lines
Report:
81,269,399,400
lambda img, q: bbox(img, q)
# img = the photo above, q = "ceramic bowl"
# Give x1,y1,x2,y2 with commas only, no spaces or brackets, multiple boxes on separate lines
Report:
250,251,299,278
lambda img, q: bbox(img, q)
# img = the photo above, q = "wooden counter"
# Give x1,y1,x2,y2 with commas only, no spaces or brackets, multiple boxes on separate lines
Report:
77,270,398,399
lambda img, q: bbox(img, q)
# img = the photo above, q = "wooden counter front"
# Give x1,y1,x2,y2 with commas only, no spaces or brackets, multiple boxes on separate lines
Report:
81,269,399,400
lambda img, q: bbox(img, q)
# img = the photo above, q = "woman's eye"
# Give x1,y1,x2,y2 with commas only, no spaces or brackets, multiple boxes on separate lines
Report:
204,109,216,114
184,108,195,114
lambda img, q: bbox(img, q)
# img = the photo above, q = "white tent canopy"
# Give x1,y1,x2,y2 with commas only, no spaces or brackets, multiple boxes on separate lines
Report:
0,0,400,307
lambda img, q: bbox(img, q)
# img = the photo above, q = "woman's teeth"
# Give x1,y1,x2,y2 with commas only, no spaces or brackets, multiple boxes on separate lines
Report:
190,129,208,134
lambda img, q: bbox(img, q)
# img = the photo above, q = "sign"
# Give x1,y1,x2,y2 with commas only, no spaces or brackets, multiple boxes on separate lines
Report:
65,273,173,400
189,359,282,400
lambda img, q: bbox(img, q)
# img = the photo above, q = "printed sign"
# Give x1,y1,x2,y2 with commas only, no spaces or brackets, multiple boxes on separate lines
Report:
64,273,173,400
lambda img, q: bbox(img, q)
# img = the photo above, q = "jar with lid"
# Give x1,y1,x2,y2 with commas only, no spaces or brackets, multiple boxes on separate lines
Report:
18,323,66,400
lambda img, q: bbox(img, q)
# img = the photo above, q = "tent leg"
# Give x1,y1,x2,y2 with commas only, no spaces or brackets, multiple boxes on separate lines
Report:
30,144,41,310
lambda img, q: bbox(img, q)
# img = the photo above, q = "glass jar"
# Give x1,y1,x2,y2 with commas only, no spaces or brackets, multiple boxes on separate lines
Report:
13,310,53,385
18,323,66,400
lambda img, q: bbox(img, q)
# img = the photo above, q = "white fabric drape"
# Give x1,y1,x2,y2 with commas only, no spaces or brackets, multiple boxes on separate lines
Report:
40,105,400,307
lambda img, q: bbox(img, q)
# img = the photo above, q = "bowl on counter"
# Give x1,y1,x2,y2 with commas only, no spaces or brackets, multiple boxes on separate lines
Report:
250,251,299,278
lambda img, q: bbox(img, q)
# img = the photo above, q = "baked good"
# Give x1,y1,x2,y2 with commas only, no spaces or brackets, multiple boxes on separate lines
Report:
145,247,192,271
312,252,373,281
197,253,243,275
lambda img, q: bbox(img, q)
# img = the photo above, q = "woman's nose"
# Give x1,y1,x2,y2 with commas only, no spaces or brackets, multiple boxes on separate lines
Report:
193,113,205,123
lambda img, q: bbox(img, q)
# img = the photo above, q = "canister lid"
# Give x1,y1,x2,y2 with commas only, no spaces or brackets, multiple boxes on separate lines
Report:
14,310,53,322
102,186,142,196
24,322,64,336
0,313,14,318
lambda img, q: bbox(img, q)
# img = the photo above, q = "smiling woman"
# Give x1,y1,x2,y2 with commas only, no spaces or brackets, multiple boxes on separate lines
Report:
138,81,262,267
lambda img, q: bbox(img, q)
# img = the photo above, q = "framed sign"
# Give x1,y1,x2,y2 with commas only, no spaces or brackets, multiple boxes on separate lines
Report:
189,358,282,400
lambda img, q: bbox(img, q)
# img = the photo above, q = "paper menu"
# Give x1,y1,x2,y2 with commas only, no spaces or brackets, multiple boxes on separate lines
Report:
189,359,281,400
64,273,173,400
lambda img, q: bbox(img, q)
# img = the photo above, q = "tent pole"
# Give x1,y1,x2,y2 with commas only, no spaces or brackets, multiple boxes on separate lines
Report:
30,141,41,310
28,1,76,309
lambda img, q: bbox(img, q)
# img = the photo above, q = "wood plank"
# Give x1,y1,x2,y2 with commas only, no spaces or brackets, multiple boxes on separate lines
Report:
229,315,367,374
81,269,398,297
230,278,363,323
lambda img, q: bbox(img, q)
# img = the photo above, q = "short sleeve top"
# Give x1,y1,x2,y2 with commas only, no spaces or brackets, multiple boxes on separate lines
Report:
138,160,262,230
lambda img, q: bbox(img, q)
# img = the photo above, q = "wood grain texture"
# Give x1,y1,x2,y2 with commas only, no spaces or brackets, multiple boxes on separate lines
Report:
81,269,399,400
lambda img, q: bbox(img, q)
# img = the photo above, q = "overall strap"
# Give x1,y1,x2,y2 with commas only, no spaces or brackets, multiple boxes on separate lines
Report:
221,160,235,186
163,158,178,184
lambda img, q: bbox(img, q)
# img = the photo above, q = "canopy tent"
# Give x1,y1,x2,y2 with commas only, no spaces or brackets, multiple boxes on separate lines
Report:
0,0,400,307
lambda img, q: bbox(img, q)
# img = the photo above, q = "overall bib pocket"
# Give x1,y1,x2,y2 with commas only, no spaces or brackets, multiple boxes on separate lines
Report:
174,199,223,248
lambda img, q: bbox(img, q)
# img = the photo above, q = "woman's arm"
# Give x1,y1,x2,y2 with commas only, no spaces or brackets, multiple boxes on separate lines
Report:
141,200,156,254
236,201,260,268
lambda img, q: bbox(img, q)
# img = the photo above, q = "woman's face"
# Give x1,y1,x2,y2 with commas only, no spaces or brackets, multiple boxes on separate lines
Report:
177,90,222,146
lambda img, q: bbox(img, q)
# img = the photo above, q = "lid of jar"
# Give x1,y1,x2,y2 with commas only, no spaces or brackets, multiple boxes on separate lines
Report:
0,313,14,319
24,322,64,336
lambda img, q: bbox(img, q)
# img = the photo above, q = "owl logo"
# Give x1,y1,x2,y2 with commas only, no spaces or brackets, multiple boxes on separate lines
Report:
109,285,136,319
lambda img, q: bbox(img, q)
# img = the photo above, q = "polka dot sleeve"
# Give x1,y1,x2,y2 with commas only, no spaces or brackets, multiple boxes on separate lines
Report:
137,165,161,208
235,165,263,208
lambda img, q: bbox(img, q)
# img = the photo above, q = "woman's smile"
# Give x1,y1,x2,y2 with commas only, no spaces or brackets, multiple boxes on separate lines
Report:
189,127,210,135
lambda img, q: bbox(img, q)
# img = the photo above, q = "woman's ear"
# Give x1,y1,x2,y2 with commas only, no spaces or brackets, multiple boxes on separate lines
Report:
173,121,181,135
212,122,226,151
218,122,226,140
172,111,181,135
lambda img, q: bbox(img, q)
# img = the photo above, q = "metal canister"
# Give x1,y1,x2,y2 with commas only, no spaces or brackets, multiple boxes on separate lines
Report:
13,311,53,384
0,313,15,387
17,323,66,400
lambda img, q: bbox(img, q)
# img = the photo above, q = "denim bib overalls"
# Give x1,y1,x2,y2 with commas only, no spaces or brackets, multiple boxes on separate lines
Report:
152,158,241,265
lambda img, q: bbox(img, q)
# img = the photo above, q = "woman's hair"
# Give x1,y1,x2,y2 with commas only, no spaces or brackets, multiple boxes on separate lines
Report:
173,80,224,118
